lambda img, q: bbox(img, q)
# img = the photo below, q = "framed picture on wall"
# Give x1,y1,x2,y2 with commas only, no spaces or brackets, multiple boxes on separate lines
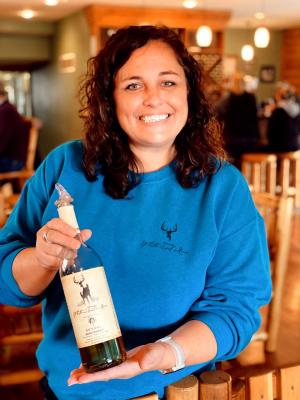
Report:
260,65,276,83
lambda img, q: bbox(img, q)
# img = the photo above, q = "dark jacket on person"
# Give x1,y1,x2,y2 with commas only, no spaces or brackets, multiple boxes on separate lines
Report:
267,100,300,152
0,100,31,170
217,91,260,160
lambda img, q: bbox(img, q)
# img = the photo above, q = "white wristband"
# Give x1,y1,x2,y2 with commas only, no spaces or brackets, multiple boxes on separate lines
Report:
156,335,185,373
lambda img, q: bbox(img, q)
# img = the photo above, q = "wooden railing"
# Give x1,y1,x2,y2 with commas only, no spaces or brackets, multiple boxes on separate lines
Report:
133,365,300,399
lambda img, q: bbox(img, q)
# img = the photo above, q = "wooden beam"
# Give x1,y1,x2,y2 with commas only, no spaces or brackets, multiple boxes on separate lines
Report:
84,5,231,36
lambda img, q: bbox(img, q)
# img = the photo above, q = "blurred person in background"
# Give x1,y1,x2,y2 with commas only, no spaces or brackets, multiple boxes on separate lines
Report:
216,73,260,167
266,81,300,152
0,81,32,172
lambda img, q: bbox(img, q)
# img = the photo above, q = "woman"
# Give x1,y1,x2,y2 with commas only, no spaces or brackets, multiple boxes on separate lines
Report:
0,26,271,400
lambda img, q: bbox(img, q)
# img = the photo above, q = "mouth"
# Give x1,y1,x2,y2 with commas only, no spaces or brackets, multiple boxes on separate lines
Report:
139,113,170,123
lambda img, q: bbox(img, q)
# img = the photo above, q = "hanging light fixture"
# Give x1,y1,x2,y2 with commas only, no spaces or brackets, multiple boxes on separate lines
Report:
182,0,198,8
195,0,212,48
19,9,36,19
241,44,254,62
196,25,213,47
254,26,270,48
254,0,270,48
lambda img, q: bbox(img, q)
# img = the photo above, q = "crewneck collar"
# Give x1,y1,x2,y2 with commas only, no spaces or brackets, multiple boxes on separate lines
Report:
134,161,176,184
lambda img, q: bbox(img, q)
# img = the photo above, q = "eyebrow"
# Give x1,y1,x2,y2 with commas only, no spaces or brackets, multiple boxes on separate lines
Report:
119,70,180,83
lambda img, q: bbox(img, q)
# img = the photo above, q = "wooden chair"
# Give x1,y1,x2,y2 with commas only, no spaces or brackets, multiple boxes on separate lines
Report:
0,123,39,222
0,304,44,386
252,193,293,353
276,150,300,208
235,192,294,366
0,123,39,190
241,153,277,195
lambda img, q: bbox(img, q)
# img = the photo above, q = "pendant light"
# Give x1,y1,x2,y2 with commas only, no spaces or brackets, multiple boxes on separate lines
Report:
196,25,213,47
254,0,270,48
182,0,198,8
241,44,254,62
254,26,270,48
195,0,212,48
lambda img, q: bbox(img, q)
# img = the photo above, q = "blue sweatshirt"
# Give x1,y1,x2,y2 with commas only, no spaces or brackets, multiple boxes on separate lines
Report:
0,141,271,400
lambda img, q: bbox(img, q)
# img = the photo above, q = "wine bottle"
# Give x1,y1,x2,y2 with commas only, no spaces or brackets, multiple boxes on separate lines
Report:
54,183,126,373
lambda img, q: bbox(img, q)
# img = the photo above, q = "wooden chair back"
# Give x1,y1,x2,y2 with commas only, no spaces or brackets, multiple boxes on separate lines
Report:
251,193,294,353
241,153,277,195
0,303,43,386
276,150,300,208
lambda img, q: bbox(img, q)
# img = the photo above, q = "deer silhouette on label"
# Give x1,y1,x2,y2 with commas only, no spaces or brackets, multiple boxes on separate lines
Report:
73,274,94,306
161,222,178,240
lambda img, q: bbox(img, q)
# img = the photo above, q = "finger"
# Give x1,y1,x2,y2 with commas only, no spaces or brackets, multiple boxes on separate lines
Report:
80,229,92,242
46,218,79,237
37,229,80,251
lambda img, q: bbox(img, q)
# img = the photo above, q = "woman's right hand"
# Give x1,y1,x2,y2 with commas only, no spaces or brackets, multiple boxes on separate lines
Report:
35,218,92,271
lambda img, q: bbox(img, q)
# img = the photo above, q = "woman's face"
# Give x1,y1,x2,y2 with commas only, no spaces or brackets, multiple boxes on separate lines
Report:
113,40,188,158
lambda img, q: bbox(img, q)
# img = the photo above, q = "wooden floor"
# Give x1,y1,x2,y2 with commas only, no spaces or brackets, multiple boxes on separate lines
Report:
1,212,300,399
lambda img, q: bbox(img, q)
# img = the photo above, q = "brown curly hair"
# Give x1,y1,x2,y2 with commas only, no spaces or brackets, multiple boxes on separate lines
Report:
79,25,226,199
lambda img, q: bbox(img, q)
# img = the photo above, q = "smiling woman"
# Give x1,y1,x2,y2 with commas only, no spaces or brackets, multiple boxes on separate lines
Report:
0,25,272,400
113,40,188,171
80,25,225,199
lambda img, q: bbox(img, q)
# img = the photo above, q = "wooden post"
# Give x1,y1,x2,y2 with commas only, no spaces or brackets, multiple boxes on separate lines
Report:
199,370,232,399
246,372,273,399
167,374,199,400
232,379,246,400
279,365,300,400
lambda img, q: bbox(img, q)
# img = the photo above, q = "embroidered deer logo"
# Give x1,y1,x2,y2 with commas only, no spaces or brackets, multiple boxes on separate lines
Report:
73,274,93,305
161,222,177,240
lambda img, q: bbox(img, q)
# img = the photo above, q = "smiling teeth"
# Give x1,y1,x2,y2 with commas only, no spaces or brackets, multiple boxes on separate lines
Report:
141,114,169,123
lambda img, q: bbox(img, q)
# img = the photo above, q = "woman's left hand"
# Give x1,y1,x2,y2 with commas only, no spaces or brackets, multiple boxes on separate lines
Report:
68,342,175,385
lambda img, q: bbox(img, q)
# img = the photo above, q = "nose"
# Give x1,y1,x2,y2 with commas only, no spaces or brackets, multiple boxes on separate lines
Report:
143,86,163,107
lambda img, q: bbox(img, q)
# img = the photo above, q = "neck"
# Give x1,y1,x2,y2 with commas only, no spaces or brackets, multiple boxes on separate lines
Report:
131,145,176,173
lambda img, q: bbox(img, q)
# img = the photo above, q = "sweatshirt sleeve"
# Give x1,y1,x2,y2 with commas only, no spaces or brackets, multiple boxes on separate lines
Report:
190,172,272,360
0,138,74,307
0,141,84,307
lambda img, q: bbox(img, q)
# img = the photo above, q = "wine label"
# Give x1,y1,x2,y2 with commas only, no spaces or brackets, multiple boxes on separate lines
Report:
57,205,79,230
61,267,122,348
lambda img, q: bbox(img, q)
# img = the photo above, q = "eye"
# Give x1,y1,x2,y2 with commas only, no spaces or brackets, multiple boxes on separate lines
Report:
125,82,141,90
162,81,176,87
